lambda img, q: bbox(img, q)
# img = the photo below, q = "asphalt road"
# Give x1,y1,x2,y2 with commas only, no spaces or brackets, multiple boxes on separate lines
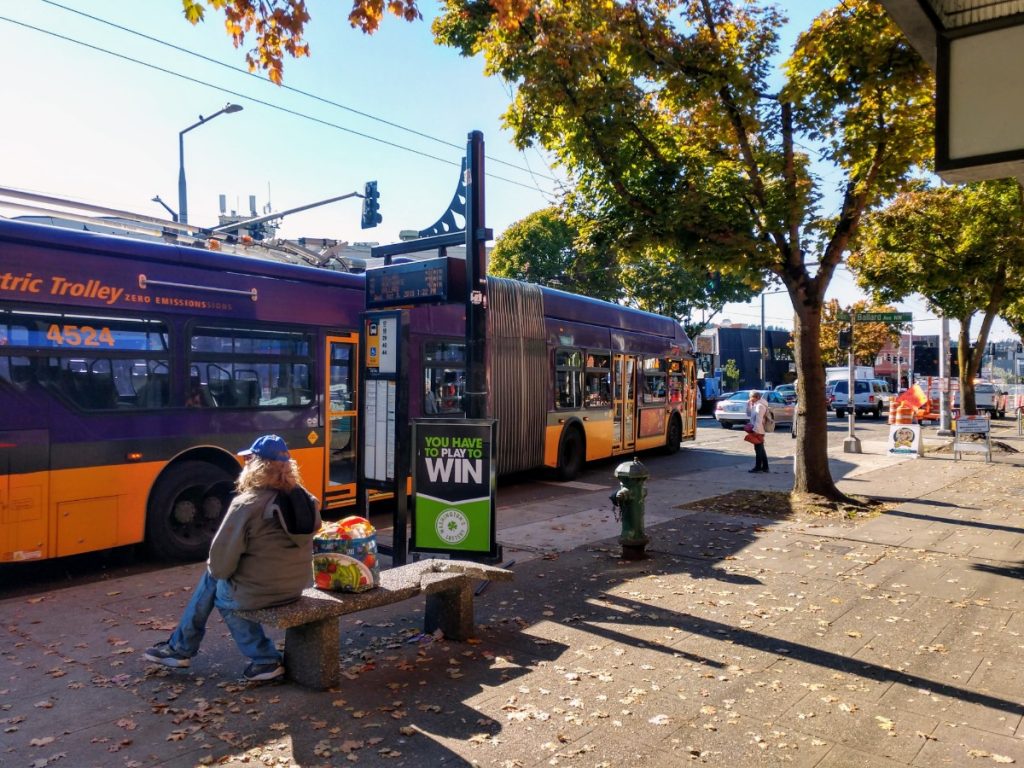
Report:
0,413,899,599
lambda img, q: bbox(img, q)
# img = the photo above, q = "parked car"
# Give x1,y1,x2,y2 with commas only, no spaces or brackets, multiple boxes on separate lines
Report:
773,382,797,404
714,390,795,429
830,379,890,419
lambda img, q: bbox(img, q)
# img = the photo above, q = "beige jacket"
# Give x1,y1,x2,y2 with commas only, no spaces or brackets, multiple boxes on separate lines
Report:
207,487,321,610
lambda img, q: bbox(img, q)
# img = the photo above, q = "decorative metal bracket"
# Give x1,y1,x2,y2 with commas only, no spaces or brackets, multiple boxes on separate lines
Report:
418,158,467,237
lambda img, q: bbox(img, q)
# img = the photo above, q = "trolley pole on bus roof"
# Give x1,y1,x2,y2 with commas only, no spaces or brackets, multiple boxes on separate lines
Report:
464,130,489,421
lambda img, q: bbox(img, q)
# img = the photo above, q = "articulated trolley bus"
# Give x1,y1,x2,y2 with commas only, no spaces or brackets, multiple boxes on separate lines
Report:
2,213,699,563
0,216,365,562
407,275,698,480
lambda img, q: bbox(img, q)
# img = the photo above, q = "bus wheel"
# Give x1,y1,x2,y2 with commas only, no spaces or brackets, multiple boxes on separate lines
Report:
556,426,585,482
664,415,682,455
146,461,234,561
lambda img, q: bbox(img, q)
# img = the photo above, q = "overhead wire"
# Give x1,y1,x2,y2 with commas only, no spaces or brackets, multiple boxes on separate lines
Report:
0,14,553,195
38,0,559,186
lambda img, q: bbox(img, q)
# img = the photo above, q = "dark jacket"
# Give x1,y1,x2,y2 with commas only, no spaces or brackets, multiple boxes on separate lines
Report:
207,487,321,610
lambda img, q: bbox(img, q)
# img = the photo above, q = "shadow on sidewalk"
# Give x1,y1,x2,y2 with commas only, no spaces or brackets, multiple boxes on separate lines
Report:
971,560,1024,580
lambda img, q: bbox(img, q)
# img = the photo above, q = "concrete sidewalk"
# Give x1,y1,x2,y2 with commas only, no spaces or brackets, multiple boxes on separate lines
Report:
2,426,1023,767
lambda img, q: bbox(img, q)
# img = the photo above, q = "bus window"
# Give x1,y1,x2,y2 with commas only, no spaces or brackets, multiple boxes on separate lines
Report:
0,310,170,410
190,325,313,408
642,357,667,403
585,351,611,408
423,341,465,414
555,349,584,409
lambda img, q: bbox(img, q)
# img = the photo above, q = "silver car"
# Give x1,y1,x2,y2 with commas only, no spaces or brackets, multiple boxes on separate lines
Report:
714,390,796,429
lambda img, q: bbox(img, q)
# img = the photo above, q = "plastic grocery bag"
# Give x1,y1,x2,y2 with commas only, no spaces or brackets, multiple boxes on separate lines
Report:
312,516,380,592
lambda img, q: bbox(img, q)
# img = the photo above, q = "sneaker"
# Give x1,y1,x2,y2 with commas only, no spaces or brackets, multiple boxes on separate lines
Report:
243,661,285,682
748,468,760,473
143,642,190,668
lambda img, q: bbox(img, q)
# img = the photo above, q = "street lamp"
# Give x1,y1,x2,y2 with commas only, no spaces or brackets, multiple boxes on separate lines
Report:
177,103,243,225
151,195,177,222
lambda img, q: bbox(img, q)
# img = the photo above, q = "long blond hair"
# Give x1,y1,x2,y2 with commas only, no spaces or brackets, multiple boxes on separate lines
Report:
235,457,302,494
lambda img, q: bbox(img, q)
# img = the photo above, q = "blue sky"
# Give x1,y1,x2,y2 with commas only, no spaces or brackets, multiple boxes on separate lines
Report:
0,0,1014,342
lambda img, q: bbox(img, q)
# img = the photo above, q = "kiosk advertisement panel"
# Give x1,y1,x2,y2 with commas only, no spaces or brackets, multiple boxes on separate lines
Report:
412,419,497,556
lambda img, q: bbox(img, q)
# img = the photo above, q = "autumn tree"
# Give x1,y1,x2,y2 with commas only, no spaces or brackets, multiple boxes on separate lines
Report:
432,1,932,500
180,0,421,82
190,0,934,500
851,179,1024,415
820,299,903,368
618,248,757,338
488,208,618,300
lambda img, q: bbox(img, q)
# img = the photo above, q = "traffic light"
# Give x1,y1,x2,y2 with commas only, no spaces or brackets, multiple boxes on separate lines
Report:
360,181,381,229
838,327,852,350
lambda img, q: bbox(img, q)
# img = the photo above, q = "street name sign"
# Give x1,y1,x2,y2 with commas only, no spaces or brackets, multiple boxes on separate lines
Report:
854,312,913,323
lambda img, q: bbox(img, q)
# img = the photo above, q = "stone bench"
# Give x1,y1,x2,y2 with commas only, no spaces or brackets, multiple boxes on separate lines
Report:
237,559,513,689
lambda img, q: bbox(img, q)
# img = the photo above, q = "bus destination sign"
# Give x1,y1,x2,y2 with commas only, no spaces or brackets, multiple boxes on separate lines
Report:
365,257,466,308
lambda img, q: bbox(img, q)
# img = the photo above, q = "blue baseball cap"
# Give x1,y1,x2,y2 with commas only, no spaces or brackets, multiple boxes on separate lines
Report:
238,434,291,462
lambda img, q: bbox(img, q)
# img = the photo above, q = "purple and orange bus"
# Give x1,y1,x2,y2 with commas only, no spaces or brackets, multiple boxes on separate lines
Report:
2,211,698,563
0,217,365,562
407,276,698,480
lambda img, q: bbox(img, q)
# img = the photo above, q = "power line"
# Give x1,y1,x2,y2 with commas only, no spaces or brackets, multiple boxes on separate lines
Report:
0,14,553,195
38,0,560,186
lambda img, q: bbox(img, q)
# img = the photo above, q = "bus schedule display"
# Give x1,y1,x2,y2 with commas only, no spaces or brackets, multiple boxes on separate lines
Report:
411,419,497,557
365,257,466,308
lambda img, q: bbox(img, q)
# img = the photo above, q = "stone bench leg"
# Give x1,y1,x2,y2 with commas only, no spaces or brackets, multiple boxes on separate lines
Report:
283,618,340,690
424,583,474,641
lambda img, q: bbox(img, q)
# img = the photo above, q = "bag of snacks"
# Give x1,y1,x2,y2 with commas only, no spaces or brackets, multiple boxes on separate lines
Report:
312,516,380,592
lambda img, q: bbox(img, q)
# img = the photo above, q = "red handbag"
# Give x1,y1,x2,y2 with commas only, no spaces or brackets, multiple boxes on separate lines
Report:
744,432,764,444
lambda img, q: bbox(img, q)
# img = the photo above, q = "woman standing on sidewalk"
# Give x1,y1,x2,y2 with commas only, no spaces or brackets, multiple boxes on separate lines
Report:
143,435,320,682
745,391,769,473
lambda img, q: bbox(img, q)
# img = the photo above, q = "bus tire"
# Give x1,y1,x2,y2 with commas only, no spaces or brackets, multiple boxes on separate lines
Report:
664,415,682,455
556,426,585,482
146,461,235,561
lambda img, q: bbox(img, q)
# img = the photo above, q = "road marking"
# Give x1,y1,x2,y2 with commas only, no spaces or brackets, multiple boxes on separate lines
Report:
541,480,612,491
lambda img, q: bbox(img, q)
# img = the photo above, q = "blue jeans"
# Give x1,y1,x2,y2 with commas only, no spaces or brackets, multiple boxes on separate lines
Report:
167,570,281,665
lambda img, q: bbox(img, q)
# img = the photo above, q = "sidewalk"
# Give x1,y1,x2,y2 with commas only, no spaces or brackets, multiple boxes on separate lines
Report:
2,426,1023,767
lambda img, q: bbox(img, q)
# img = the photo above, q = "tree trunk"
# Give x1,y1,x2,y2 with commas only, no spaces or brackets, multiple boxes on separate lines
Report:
957,319,977,416
792,298,845,499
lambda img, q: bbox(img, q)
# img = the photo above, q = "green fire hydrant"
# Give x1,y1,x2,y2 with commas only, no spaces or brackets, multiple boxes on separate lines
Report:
610,458,649,560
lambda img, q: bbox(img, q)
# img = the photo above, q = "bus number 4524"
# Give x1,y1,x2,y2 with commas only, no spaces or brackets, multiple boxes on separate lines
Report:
46,324,115,347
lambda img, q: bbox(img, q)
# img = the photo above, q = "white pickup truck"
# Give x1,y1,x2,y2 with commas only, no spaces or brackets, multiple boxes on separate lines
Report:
974,381,1008,418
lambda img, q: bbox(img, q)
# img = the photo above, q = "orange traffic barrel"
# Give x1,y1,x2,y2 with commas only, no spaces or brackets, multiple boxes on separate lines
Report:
888,400,898,424
894,403,914,424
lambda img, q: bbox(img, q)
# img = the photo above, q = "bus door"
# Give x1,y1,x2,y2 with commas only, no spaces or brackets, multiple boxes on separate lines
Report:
324,334,358,509
612,354,637,452
0,430,48,562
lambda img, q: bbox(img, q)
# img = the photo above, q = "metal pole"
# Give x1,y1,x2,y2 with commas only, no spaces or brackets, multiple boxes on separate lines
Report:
908,328,914,388
464,131,488,421
760,291,766,387
177,131,188,225
843,319,862,453
177,104,243,227
938,314,953,435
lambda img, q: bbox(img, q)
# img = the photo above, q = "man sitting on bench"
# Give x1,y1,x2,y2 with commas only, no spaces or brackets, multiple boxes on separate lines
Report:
143,434,320,682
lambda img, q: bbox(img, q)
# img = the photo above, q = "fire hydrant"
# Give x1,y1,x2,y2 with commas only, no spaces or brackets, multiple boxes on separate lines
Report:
610,458,649,560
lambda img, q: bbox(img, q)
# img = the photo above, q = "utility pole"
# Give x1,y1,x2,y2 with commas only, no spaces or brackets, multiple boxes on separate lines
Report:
759,291,766,387
843,317,861,453
938,314,953,436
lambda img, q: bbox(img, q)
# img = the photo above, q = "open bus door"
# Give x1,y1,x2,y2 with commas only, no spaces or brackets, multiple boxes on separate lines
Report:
324,334,358,510
612,354,637,452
